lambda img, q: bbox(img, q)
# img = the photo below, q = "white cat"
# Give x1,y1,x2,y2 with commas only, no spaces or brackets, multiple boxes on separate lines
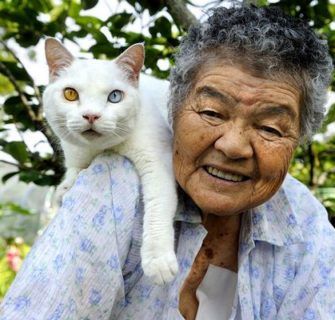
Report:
43,38,178,284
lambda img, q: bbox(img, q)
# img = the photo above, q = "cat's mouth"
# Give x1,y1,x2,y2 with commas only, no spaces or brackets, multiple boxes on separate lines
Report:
81,129,102,139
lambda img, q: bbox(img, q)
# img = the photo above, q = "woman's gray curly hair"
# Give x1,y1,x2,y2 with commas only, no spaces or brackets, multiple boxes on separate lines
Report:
169,5,333,141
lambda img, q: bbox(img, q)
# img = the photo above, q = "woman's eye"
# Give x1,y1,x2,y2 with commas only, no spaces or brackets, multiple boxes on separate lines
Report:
63,87,79,101
200,110,221,118
261,126,282,137
108,90,123,103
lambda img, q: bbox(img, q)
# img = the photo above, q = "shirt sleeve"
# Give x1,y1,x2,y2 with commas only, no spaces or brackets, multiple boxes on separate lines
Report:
0,152,142,320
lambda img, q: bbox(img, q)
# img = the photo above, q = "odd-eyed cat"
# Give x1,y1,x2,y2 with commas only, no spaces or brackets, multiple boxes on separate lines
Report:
43,38,178,284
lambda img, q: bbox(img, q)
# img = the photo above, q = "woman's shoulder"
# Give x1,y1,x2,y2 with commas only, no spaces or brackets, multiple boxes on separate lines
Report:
90,151,141,184
282,174,335,245
62,152,144,266
80,151,143,226
283,174,329,220
78,151,142,204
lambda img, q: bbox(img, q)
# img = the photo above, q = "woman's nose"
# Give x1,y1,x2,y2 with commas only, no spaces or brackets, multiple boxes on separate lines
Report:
214,125,253,160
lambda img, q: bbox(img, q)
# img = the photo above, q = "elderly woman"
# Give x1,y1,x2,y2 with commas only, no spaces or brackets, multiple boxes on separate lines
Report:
1,5,334,320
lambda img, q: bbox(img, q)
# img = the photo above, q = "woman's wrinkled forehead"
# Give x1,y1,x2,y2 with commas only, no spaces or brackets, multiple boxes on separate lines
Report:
191,50,300,89
191,63,299,109
181,54,302,110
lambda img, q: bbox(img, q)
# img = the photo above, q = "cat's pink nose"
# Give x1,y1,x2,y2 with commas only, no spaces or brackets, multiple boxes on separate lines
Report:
82,114,101,124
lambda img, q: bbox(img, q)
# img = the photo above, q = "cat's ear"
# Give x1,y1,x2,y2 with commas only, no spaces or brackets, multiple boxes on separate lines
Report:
115,43,144,85
45,38,74,82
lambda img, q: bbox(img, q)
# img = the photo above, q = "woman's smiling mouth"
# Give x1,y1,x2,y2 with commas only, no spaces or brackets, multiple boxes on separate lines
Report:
204,166,250,182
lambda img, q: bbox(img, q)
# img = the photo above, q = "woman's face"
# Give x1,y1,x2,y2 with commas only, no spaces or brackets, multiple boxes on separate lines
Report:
173,62,301,216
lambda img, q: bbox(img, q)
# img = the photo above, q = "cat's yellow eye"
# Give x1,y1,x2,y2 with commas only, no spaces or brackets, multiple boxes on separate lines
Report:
63,87,79,101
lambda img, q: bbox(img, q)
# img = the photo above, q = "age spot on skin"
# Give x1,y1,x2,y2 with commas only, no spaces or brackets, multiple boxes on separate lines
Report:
205,248,214,259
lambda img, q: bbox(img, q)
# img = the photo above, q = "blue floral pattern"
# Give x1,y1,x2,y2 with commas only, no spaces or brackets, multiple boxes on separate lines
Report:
1,152,335,319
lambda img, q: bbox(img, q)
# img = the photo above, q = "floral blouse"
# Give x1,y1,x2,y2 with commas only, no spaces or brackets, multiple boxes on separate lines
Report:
1,153,335,320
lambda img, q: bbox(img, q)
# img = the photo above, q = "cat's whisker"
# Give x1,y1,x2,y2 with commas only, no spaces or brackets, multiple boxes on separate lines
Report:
98,127,130,136
52,119,67,125
115,125,131,132
98,122,131,132
116,129,131,135
110,131,124,139
58,132,72,142
67,124,88,131
115,121,131,128
66,122,90,132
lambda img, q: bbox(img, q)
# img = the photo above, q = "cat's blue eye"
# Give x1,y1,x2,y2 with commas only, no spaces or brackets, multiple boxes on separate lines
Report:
108,90,123,103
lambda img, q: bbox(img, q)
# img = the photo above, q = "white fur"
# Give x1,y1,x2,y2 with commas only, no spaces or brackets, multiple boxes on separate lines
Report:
43,55,178,284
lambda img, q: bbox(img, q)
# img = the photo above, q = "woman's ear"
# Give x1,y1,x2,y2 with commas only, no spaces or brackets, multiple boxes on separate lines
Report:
115,43,145,85
45,38,74,82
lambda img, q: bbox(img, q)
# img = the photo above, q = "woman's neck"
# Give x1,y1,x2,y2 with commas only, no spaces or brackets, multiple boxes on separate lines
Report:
179,213,241,320
202,213,241,272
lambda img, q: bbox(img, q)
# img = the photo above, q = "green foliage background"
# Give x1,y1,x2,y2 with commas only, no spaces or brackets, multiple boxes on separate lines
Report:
0,0,334,297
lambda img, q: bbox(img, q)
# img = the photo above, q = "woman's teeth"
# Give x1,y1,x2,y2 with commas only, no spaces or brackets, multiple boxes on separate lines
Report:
206,166,246,182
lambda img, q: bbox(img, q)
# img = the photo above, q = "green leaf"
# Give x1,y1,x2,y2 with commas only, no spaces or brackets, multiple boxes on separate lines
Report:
0,203,32,216
315,187,335,199
3,141,29,164
75,15,103,27
138,0,165,15
19,170,57,186
323,103,335,128
0,74,14,94
68,1,81,18
0,61,31,82
89,43,121,58
81,0,99,10
28,0,53,13
49,4,66,22
153,17,172,39
1,171,19,183
3,95,36,130
105,12,133,30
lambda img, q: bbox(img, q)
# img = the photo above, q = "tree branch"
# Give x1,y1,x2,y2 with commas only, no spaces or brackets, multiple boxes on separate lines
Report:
0,42,60,163
0,48,59,160
34,120,63,162
0,159,19,167
0,61,37,121
165,0,197,31
308,144,315,187
0,40,43,115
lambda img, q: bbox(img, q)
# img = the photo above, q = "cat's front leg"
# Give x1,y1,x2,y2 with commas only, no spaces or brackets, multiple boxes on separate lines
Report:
125,148,179,285
141,205,179,285
55,167,82,204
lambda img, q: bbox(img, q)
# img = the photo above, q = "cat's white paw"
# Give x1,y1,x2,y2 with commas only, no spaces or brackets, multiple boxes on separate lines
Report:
141,250,179,285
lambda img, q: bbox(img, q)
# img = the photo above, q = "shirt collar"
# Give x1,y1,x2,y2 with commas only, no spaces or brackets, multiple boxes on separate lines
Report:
241,174,304,246
174,187,202,224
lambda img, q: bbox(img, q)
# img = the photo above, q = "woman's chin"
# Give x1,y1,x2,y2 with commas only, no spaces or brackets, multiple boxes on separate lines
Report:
194,196,246,217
